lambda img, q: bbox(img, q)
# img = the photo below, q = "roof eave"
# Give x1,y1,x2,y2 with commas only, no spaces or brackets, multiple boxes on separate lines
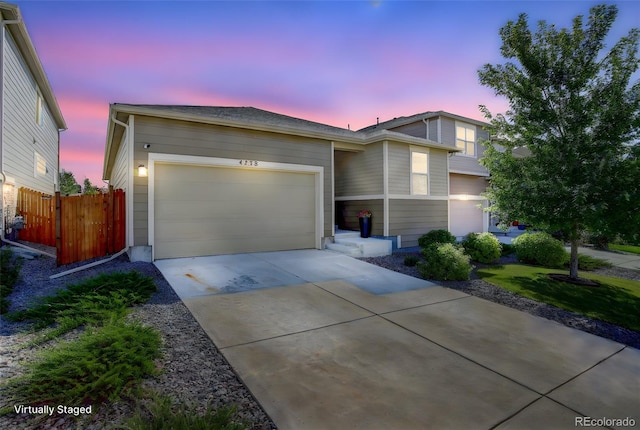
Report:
1,3,66,130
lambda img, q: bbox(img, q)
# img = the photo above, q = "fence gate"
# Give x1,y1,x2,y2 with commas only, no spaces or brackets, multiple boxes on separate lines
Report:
56,188,126,265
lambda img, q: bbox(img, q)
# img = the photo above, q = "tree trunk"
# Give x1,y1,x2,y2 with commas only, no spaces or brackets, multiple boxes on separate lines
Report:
569,222,580,280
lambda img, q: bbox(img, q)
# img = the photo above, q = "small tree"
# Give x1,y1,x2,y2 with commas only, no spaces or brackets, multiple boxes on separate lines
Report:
478,4,640,280
82,178,102,195
59,169,81,195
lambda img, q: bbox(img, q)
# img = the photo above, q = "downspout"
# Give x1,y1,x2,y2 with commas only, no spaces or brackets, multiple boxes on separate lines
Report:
422,118,430,140
0,16,54,257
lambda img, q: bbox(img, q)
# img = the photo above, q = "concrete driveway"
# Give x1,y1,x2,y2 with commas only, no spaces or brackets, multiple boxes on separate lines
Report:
155,250,639,430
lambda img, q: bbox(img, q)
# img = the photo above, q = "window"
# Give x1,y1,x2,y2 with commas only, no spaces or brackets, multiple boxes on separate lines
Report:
411,150,429,195
34,151,47,176
36,91,44,126
455,122,476,156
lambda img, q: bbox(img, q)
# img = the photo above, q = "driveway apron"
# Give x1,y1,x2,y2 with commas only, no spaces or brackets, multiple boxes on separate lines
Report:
155,250,639,430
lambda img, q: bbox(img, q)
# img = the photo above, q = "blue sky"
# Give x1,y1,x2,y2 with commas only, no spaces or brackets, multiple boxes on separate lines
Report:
13,0,640,184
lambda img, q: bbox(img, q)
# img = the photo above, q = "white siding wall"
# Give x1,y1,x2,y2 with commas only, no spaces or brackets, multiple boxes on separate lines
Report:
2,29,58,194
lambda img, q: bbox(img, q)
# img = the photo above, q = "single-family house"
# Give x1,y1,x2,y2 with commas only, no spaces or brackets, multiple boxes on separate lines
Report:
103,104,466,261
359,111,490,238
0,2,66,235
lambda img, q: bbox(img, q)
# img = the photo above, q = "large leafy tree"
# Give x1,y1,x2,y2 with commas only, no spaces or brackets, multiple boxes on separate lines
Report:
478,4,640,280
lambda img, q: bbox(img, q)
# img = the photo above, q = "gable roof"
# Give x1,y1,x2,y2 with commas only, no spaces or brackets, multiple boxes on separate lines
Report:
358,110,488,133
0,2,66,129
103,104,461,180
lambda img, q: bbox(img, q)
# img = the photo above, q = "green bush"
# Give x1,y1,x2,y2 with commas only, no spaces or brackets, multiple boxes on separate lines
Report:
461,232,502,264
403,255,420,267
501,243,516,257
0,248,22,314
417,229,456,248
417,243,472,281
7,271,156,335
5,321,161,405
513,233,569,268
126,395,246,430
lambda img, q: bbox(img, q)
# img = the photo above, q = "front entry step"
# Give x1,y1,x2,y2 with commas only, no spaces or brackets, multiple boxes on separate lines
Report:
325,230,392,257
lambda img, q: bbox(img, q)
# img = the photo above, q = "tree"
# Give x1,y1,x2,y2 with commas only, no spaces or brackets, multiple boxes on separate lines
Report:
82,178,101,195
477,4,640,281
59,169,81,195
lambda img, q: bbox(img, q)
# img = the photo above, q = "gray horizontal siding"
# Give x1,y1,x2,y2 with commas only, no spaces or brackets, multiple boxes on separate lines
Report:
389,199,448,247
2,30,58,194
390,122,425,139
388,142,409,194
334,143,383,197
449,120,490,176
450,174,488,195
336,199,384,236
429,150,448,196
132,116,332,246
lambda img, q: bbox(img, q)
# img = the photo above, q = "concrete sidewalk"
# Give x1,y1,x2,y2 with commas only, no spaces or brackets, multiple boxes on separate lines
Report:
571,247,640,270
157,250,639,430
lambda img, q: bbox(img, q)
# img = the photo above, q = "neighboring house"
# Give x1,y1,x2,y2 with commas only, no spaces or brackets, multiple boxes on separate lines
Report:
102,104,462,261
360,111,490,238
0,2,66,235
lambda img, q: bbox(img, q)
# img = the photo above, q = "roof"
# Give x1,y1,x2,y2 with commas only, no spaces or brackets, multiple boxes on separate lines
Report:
0,2,66,129
113,104,360,139
103,104,461,180
358,110,488,133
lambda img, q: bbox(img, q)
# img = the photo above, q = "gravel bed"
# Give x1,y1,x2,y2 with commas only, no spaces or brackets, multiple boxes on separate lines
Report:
361,253,640,349
0,244,276,430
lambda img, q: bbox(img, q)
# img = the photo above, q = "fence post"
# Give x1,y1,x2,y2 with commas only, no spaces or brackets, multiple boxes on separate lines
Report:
55,191,62,266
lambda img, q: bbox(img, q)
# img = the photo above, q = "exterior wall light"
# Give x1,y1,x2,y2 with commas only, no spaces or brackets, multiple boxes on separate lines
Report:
138,164,148,177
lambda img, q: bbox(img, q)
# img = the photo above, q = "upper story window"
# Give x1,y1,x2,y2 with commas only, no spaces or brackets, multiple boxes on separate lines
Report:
36,91,44,126
411,149,429,195
455,122,476,157
34,151,47,176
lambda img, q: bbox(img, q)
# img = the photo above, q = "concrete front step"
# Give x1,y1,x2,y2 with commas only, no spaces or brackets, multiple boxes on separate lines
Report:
326,232,392,258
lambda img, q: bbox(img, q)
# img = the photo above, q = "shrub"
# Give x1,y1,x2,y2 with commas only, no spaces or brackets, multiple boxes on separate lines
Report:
501,243,516,257
417,229,456,249
513,233,569,268
403,255,420,267
6,321,161,405
417,243,472,281
461,232,502,264
7,271,156,334
126,395,246,430
0,248,22,314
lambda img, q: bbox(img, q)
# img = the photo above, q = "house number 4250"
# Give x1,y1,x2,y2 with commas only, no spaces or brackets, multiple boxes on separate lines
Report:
239,160,259,166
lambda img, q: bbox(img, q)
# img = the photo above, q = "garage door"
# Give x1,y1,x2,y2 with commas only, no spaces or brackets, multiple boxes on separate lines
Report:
450,199,485,238
154,163,317,259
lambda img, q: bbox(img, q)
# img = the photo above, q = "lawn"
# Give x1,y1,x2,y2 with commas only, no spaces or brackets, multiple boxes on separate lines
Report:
609,244,640,255
476,264,640,332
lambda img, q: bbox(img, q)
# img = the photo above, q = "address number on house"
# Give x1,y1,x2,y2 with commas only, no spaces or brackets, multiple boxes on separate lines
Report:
239,160,259,167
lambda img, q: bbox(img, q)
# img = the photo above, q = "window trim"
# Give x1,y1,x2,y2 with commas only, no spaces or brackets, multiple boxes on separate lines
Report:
36,90,44,126
410,147,429,195
34,151,47,177
455,121,476,158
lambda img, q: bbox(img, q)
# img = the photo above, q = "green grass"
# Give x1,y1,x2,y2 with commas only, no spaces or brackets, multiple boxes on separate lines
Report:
609,244,640,255
477,264,640,331
6,271,156,341
2,321,161,408
126,395,247,430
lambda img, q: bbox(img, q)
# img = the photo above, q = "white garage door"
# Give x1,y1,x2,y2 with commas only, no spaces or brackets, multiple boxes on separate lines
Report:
450,199,485,238
154,163,317,259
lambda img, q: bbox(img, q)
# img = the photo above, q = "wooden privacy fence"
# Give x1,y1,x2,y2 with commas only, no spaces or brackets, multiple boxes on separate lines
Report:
16,187,125,265
16,188,56,246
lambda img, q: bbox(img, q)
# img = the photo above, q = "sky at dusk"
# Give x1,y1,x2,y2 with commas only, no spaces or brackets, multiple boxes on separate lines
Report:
14,0,640,186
